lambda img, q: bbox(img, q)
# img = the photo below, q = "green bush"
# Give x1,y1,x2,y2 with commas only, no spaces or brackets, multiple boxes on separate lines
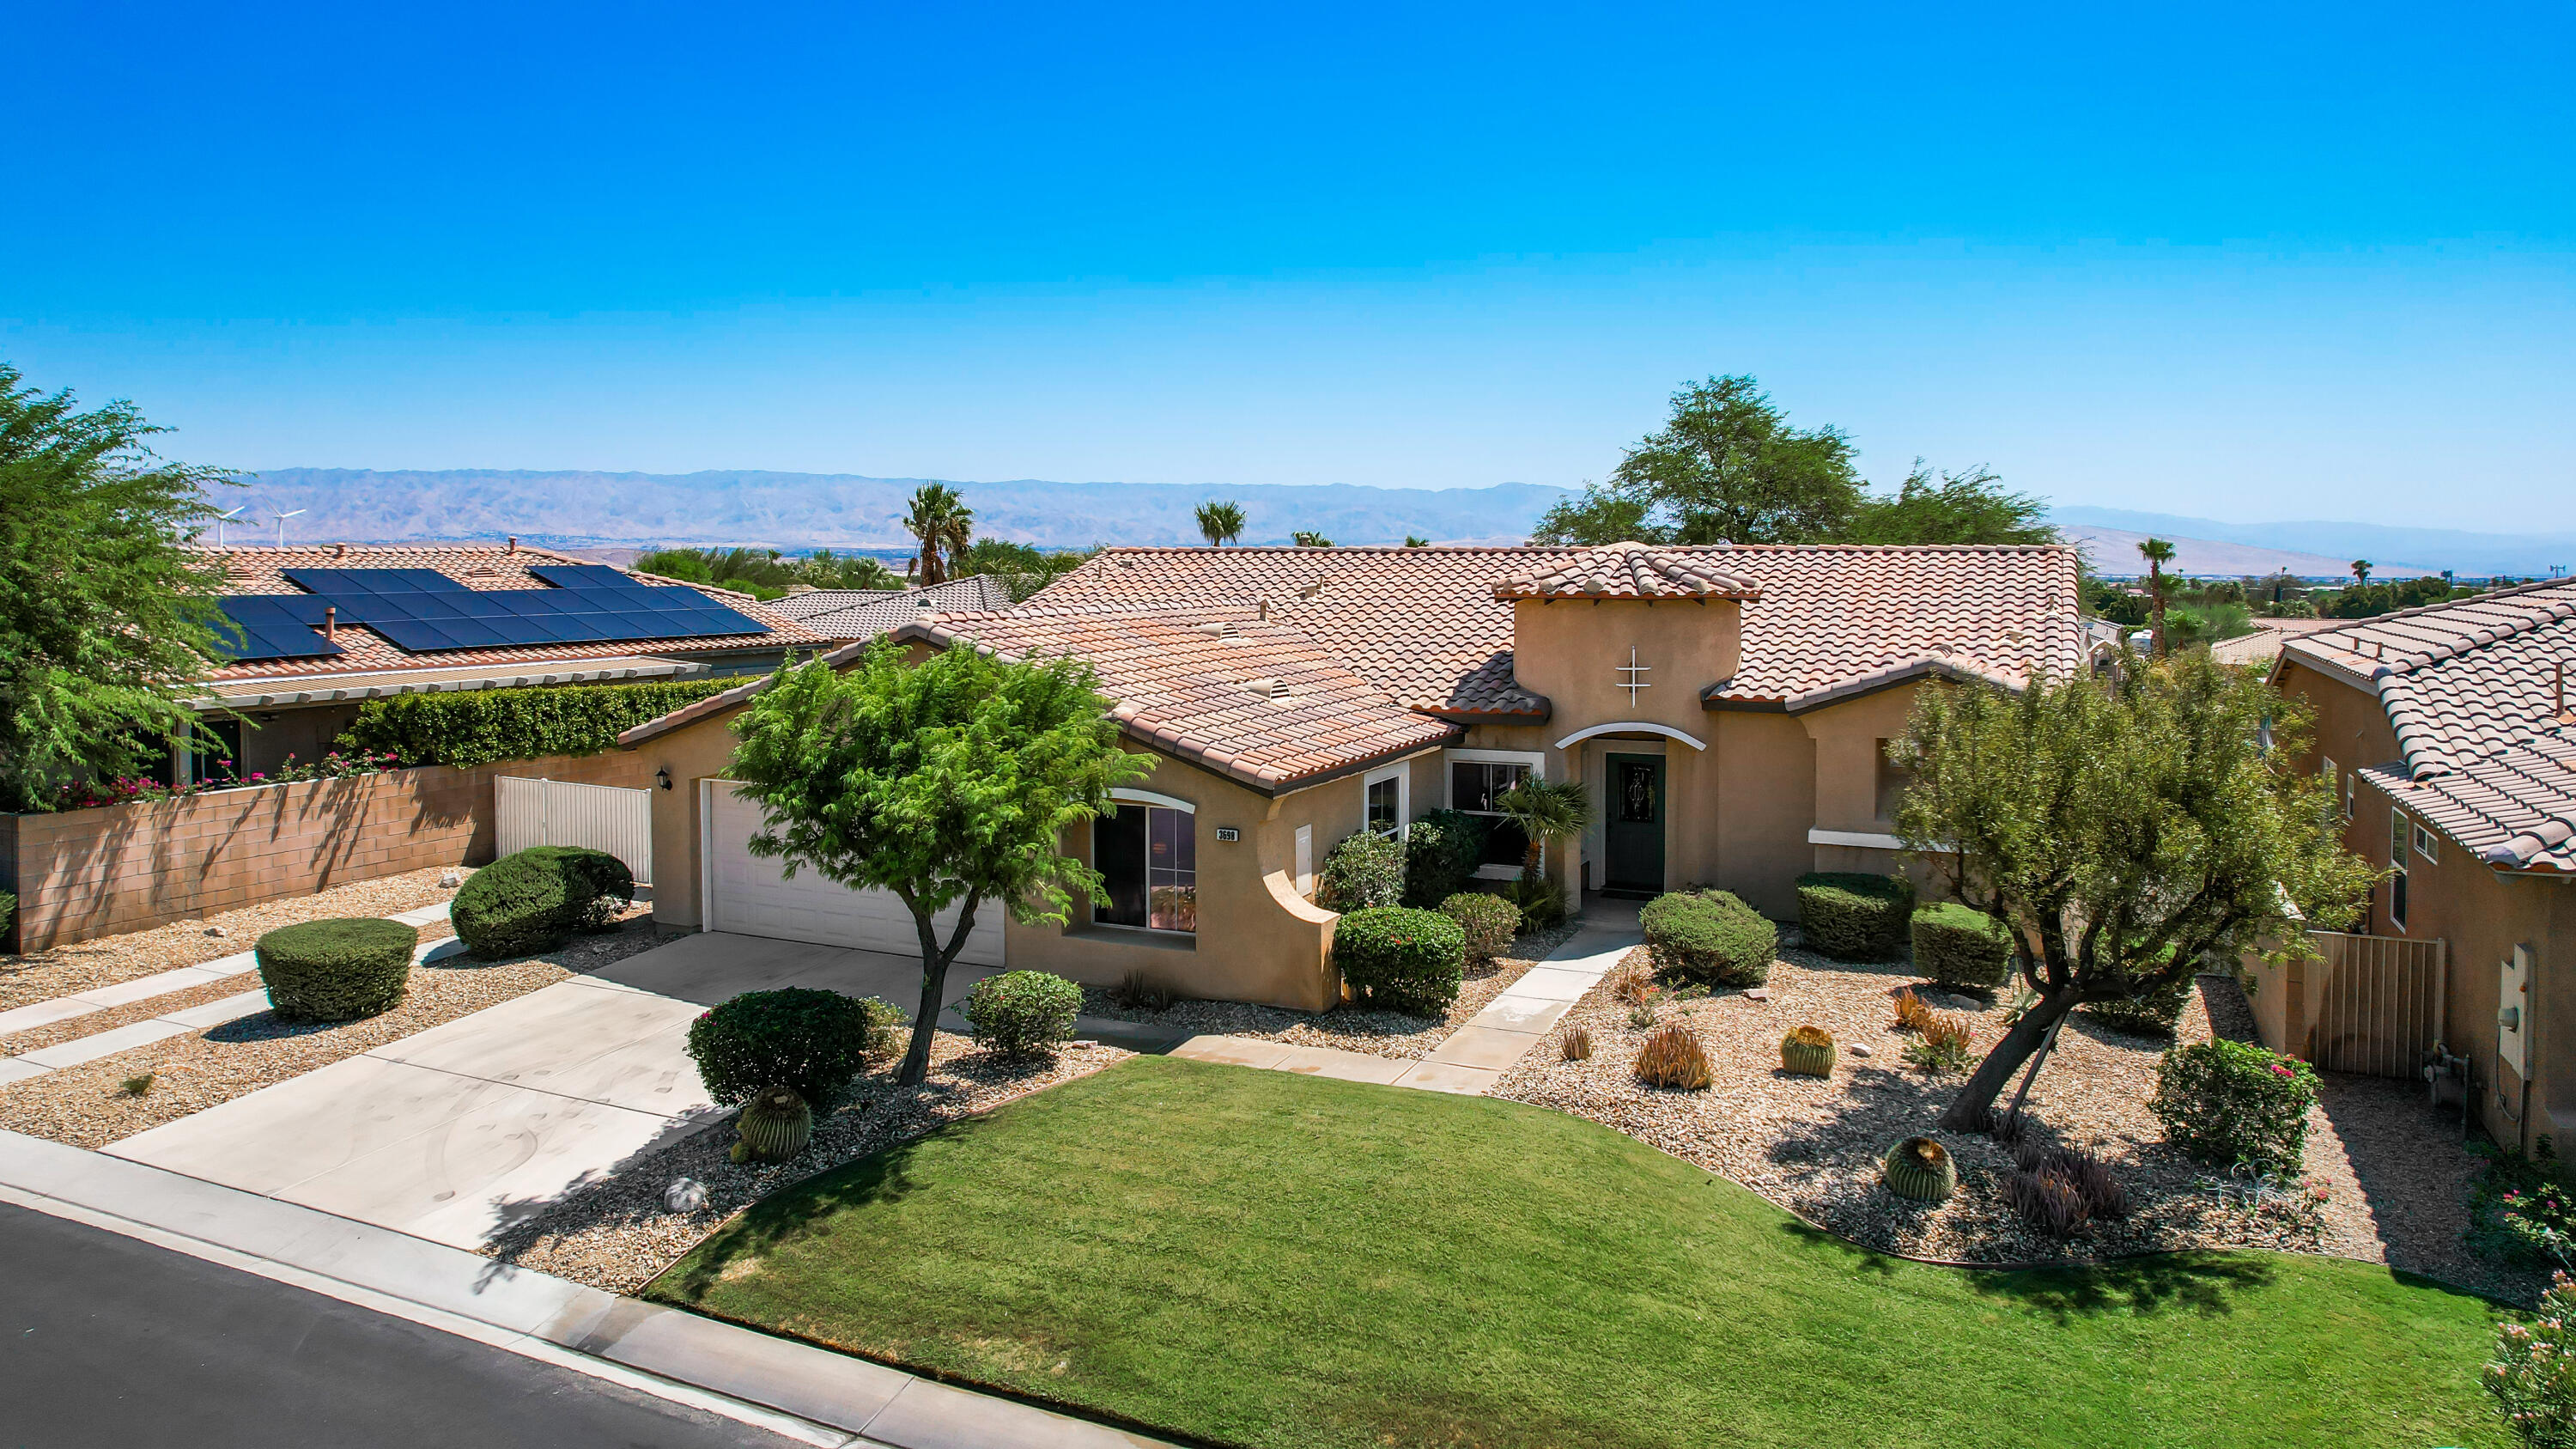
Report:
338,677,741,769
1795,872,1916,961
1316,831,1406,912
0,890,14,939
1441,892,1521,965
2486,1271,2576,1444
2084,944,2194,1037
451,846,634,958
254,917,415,1021
685,987,900,1104
960,971,1084,1057
2150,1038,2320,1173
1911,904,2013,992
1640,890,1777,988
1400,810,1488,908
1500,874,1568,931
1334,906,1466,1014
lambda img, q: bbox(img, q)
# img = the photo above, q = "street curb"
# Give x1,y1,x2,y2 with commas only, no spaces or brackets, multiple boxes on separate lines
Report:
0,1129,1171,1448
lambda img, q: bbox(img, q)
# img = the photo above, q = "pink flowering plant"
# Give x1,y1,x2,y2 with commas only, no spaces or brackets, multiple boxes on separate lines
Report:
51,748,402,811
2488,1271,2576,1446
2148,1038,2321,1174
2473,1142,2576,1271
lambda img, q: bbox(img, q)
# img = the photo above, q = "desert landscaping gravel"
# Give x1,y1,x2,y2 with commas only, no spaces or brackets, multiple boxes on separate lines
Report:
1081,919,1580,1060
0,907,670,1150
1491,935,2540,1300
487,1032,1136,1294
0,866,465,1010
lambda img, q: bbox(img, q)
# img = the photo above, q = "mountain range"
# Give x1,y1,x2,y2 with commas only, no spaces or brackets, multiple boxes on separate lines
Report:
2050,506,2575,580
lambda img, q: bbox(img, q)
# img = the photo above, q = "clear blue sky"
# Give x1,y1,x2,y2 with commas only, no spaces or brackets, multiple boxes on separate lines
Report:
5,1,2569,530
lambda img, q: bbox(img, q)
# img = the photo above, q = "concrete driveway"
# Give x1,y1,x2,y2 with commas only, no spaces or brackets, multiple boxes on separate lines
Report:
107,933,999,1250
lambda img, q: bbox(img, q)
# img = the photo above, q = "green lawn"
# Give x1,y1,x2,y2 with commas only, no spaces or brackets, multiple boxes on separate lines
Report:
649,1056,2510,1449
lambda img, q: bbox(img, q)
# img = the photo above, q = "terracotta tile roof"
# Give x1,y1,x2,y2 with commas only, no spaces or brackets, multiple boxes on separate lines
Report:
772,575,1014,637
618,603,1458,794
1493,542,1761,601
2284,579,2576,874
1033,543,2082,715
197,544,819,684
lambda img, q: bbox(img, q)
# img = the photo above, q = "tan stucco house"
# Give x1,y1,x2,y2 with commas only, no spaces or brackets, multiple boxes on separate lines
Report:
618,540,2082,1011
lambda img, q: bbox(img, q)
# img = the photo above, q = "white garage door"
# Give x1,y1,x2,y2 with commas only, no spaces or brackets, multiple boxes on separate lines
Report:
702,781,1005,965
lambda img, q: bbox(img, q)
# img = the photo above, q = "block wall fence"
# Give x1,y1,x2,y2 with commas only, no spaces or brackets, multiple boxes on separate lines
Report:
0,751,654,953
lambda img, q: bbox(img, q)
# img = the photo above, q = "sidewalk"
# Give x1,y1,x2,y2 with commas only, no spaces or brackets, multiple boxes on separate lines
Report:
0,1127,1170,1448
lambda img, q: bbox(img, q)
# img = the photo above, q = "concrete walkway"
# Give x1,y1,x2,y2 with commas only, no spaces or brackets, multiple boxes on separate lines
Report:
1167,899,1643,1095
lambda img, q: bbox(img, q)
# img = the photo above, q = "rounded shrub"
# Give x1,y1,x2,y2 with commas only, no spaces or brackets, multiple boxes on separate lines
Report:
1333,906,1466,1014
1315,831,1406,912
1639,889,1777,988
685,988,899,1105
1400,810,1488,908
451,846,634,959
1795,872,1916,961
1911,903,2013,993
255,917,416,1020
1440,892,1522,965
960,971,1083,1057
2150,1038,2320,1173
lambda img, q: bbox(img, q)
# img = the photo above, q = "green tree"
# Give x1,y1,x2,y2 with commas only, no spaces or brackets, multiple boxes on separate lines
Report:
1194,500,1246,547
1890,653,2376,1130
1534,375,1860,545
903,484,972,585
0,364,237,812
798,549,906,591
2351,558,2372,586
1403,534,1431,548
727,642,1151,1084
951,539,1097,602
1290,531,1333,547
1495,778,1594,885
1844,461,2057,545
2136,537,2176,658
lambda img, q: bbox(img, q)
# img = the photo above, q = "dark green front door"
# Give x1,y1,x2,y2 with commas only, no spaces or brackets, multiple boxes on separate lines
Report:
1602,752,1665,896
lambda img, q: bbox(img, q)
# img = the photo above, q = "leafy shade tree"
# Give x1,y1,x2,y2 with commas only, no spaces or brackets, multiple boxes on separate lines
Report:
2136,537,2176,657
902,484,972,585
1291,531,1333,547
1890,653,2377,1131
1844,462,2057,545
800,549,906,590
1534,375,1860,545
1403,534,1431,548
727,641,1151,1085
1194,500,1245,547
0,363,236,812
1495,778,1594,886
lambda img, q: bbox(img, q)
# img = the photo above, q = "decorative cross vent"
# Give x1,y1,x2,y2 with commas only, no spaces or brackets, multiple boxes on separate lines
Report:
1616,648,1652,703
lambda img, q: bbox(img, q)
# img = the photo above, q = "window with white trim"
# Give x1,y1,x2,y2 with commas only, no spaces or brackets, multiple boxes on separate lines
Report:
1094,796,1196,934
2388,806,2409,932
2412,821,2439,863
1446,748,1544,874
1363,764,1410,837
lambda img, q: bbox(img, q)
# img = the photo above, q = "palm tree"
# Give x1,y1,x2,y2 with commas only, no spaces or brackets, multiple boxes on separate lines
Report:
902,484,970,585
1495,778,1594,886
1194,500,1246,547
2351,559,2372,587
2137,537,2175,658
1291,531,1333,547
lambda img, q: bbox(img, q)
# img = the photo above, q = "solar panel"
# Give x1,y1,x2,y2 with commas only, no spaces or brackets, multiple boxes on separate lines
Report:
282,569,471,596
225,564,772,657
213,596,343,661
526,564,649,592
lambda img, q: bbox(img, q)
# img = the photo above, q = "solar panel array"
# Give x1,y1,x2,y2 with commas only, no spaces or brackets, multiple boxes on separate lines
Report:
210,566,773,661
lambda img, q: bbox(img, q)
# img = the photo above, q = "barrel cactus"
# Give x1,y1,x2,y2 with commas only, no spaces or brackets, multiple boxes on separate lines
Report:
730,1085,812,1165
1779,1025,1836,1077
1883,1135,1957,1202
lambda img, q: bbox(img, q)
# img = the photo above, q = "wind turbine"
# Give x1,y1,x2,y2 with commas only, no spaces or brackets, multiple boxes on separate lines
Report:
270,508,307,549
209,506,245,546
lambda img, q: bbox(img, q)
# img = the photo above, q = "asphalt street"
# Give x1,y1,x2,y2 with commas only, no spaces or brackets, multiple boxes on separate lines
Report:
0,1200,803,1449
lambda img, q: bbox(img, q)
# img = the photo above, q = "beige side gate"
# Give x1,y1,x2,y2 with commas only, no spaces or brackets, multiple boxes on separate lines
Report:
2246,930,2447,1077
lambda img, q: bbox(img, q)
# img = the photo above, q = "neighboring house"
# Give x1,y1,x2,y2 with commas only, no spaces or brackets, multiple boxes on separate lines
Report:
189,543,823,776
2208,616,2342,667
2272,580,2576,1152
768,575,1014,641
620,540,2080,1011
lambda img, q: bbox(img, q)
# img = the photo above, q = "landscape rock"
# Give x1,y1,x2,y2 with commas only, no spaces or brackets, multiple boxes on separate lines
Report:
661,1177,708,1213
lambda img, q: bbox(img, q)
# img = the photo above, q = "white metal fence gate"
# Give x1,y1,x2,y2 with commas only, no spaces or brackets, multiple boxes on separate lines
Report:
495,776,654,886
2303,929,2447,1078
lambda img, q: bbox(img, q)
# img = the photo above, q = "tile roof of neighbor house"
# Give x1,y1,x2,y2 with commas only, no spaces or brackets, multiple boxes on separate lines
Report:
618,604,1460,793
197,544,822,684
2207,617,2346,667
769,575,1016,637
1492,542,1763,602
1032,543,2084,715
2281,579,2576,874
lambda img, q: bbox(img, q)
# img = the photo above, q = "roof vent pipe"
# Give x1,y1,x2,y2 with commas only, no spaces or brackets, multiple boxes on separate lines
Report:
1258,598,1271,622
334,542,348,558
2559,660,2570,721
323,606,337,642
507,536,519,553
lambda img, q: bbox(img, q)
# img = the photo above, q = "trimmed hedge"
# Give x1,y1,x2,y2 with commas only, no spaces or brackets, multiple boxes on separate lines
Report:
338,677,741,769
1401,810,1489,909
451,846,634,958
961,971,1084,1057
1796,872,1916,961
1316,831,1406,912
1334,906,1466,1014
255,917,415,1021
685,987,902,1104
2151,1038,2320,1173
1911,904,2013,992
1441,892,1521,965
1640,890,1777,988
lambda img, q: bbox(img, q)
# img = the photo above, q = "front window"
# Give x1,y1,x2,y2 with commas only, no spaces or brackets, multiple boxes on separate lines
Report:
1874,739,1911,822
1450,755,1535,869
1095,803,1196,933
1366,775,1401,835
